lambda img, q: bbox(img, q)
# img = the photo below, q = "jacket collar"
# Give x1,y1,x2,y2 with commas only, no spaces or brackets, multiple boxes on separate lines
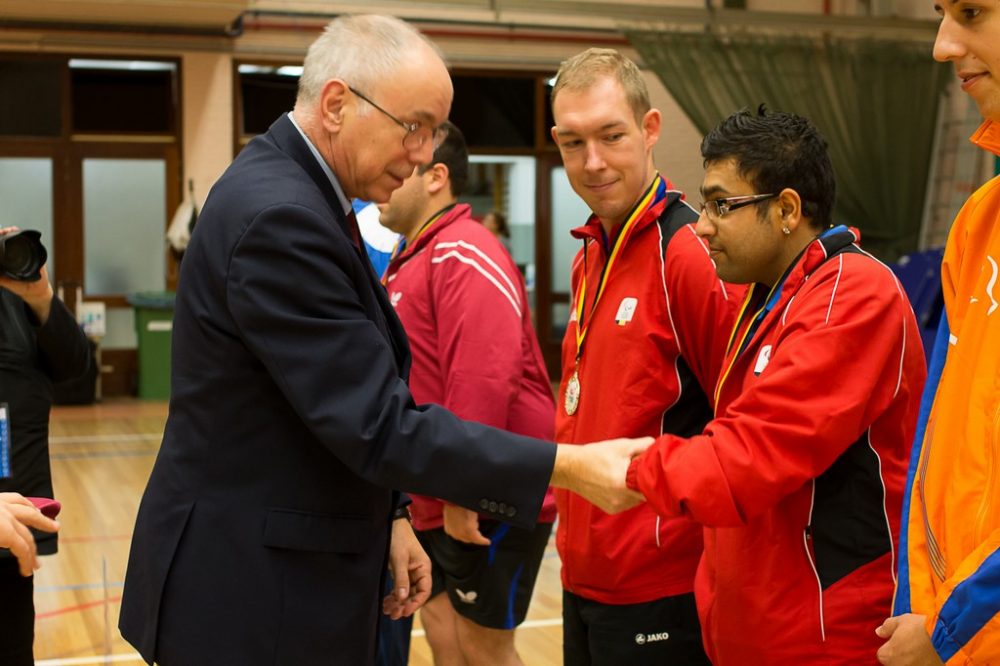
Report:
971,119,1000,158
570,174,681,246
267,114,412,374
792,225,861,286
728,225,860,365
750,225,861,319
396,203,470,259
266,114,354,238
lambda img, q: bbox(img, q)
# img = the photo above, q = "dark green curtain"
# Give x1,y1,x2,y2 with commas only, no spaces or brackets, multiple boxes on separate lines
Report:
626,29,951,260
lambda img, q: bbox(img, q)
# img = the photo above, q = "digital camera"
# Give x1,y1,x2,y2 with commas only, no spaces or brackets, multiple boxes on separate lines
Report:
0,230,47,281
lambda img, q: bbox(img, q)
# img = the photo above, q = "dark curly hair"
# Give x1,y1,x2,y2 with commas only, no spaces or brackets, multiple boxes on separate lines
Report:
701,105,836,230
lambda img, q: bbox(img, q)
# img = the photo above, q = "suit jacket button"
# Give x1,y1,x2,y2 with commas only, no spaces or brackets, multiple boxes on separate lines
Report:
479,499,489,510
488,501,498,513
506,506,517,518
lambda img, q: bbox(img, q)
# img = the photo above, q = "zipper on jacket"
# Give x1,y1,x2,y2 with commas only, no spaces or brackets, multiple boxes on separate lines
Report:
802,526,827,642
803,481,827,642
974,408,1000,543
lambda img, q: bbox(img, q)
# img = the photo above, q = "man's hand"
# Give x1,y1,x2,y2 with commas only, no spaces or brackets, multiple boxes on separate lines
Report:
443,504,490,546
382,517,432,620
876,614,944,665
0,493,60,577
0,227,53,325
550,437,654,514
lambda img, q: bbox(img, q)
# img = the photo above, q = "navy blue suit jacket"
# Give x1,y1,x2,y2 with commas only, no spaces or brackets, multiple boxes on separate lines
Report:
119,114,555,665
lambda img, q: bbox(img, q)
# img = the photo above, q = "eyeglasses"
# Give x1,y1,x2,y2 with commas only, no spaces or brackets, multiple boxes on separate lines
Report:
700,193,777,221
348,86,448,151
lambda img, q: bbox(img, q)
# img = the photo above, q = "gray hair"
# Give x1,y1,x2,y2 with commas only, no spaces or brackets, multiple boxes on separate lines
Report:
297,14,442,107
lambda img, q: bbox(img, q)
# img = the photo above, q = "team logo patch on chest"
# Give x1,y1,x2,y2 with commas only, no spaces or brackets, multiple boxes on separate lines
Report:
615,297,638,326
753,345,772,376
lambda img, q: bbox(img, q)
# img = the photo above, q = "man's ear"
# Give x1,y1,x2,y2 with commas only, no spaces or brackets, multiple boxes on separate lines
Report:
319,79,350,133
550,125,560,145
776,188,804,232
642,108,662,151
425,163,450,195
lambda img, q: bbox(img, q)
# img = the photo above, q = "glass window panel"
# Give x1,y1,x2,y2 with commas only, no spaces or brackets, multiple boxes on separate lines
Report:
451,76,535,148
83,158,166,294
102,307,137,349
551,302,571,344
240,72,298,136
0,158,55,283
501,157,537,272
72,66,175,133
550,167,592,292
0,60,62,137
468,155,538,265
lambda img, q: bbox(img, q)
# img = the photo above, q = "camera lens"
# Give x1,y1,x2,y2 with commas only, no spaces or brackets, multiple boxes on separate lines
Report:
0,230,47,281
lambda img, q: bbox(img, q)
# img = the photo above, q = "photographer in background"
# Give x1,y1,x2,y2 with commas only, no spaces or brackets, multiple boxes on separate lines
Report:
0,226,90,665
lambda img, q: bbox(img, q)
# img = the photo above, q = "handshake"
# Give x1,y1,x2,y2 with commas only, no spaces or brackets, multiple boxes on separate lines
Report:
550,437,654,514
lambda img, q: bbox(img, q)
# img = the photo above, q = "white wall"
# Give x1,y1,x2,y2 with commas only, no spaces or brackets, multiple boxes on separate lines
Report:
646,70,706,202
181,51,234,208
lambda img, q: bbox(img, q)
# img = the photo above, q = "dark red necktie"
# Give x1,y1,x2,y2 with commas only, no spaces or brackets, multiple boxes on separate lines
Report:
345,209,362,250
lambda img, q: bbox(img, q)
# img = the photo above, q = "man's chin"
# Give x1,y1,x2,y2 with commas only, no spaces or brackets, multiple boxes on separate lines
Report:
364,188,393,206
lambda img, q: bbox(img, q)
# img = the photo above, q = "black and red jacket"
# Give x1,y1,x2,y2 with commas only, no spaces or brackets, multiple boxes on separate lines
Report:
556,175,741,603
629,227,926,664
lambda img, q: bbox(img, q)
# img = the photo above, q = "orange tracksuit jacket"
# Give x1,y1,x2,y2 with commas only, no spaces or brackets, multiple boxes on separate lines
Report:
894,119,1000,664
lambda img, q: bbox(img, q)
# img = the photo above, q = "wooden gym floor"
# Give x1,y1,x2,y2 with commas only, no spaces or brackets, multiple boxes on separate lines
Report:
34,399,564,665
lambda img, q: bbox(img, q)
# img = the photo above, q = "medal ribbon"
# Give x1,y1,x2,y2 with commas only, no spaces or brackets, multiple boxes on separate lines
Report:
573,175,665,364
711,249,800,411
381,203,456,285
711,225,848,411
713,286,766,411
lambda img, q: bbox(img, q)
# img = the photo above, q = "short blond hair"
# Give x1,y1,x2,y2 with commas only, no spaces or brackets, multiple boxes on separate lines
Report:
551,48,650,122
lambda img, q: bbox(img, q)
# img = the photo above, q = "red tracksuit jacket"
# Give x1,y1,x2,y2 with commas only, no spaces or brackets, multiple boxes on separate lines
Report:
629,227,927,664
384,203,557,531
556,176,740,604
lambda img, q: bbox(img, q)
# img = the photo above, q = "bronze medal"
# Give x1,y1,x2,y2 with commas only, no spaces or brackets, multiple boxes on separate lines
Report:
564,370,581,416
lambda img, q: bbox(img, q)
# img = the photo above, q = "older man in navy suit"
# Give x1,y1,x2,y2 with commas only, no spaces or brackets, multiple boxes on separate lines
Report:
120,14,647,666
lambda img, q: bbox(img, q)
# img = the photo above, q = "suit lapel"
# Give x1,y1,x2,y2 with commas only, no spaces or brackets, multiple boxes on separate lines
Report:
267,114,356,241
266,114,411,379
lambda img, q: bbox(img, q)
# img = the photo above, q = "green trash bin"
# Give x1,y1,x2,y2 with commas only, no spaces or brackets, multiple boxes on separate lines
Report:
128,291,175,400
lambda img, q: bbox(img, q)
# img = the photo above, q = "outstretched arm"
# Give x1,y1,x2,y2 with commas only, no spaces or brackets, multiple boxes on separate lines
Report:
551,438,653,514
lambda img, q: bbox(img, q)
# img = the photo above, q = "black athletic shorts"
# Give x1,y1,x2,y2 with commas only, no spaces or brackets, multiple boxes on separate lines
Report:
416,519,553,630
563,589,711,665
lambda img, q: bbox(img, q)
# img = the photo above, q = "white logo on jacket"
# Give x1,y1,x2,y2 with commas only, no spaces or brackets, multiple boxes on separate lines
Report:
753,345,773,376
986,256,998,316
615,297,638,326
455,588,478,604
635,631,670,645
967,255,998,320
390,291,402,308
